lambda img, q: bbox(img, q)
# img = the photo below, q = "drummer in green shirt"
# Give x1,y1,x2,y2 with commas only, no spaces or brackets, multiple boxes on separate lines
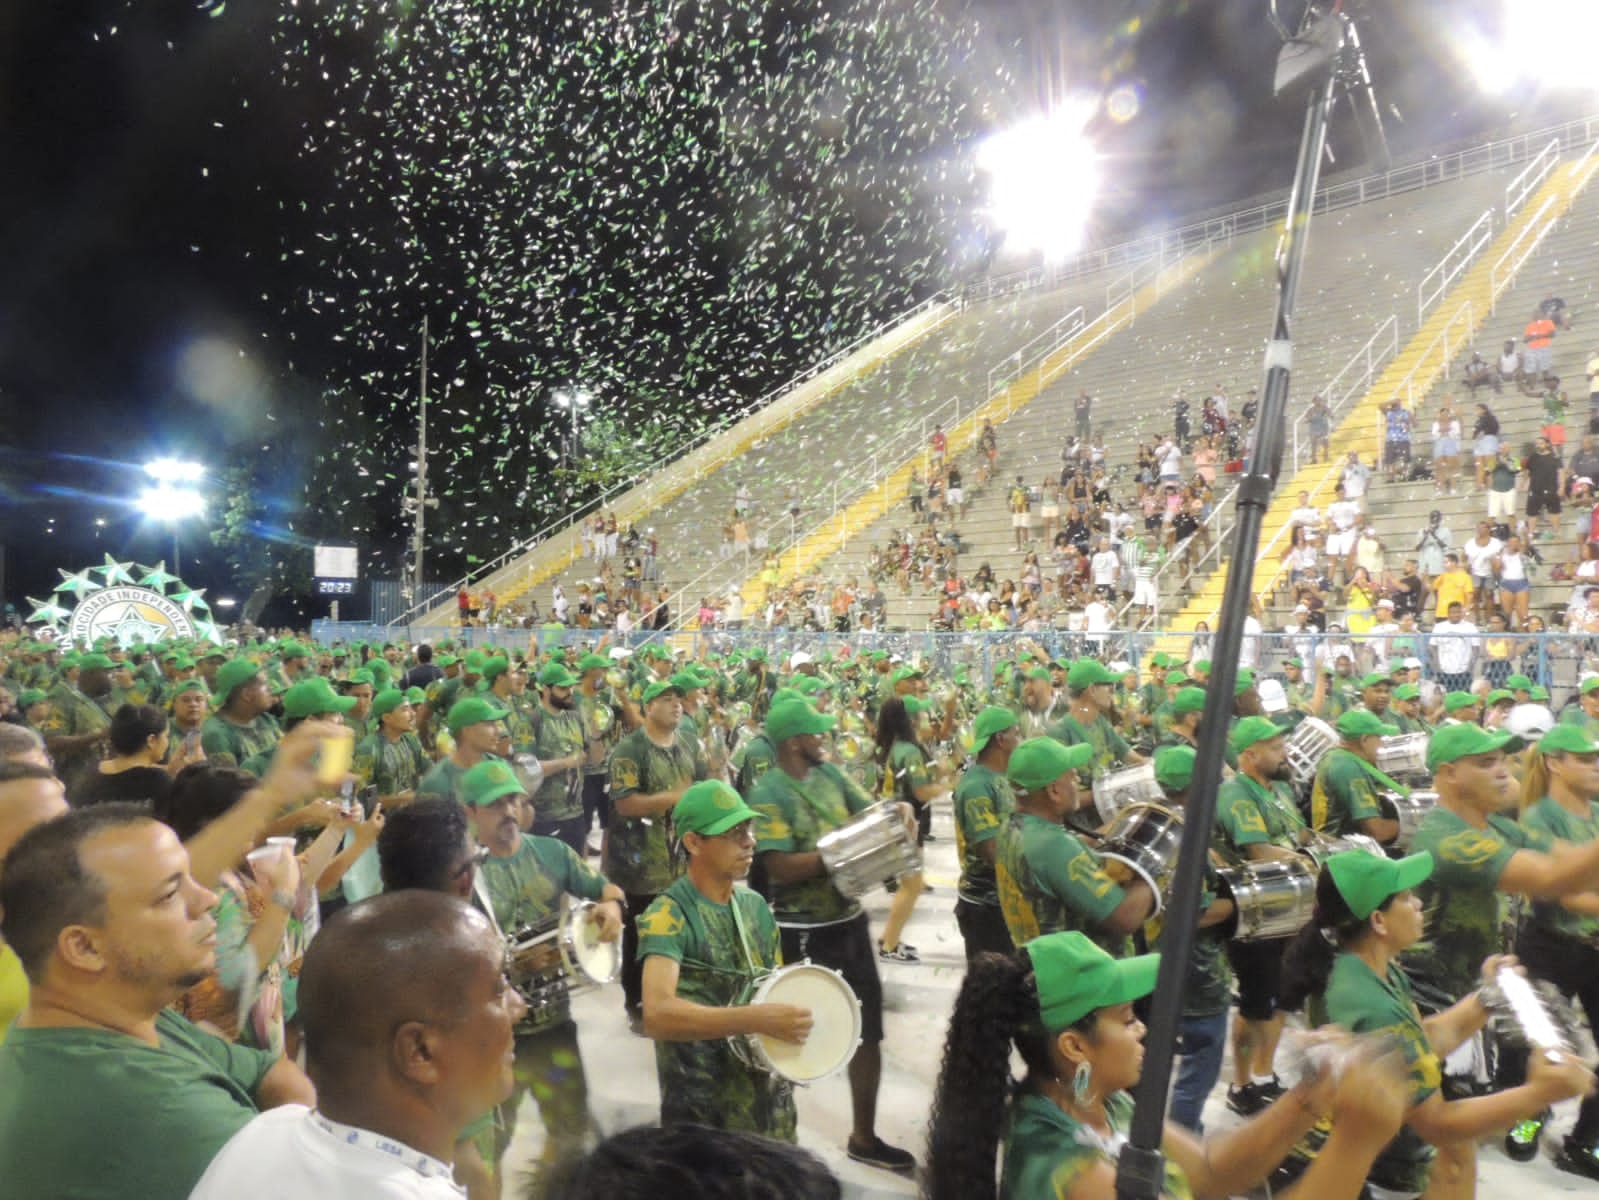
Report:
1559,676,1599,738
952,706,1020,963
1309,709,1402,845
199,659,281,772
1047,659,1145,782
994,738,1155,955
1389,683,1430,735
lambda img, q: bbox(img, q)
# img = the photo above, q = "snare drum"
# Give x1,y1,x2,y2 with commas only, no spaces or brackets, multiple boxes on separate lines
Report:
1097,802,1184,916
817,803,921,897
506,899,620,1018
1301,831,1385,870
1375,733,1429,780
1285,718,1339,794
1092,763,1165,823
1382,790,1438,851
733,962,862,1085
1215,858,1317,941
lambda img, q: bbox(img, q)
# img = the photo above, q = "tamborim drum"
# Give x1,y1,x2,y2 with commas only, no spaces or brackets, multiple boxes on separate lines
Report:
817,803,921,897
1382,790,1438,852
559,899,621,989
733,962,862,1085
1215,859,1317,941
1092,763,1165,823
1375,733,1429,780
1096,802,1184,916
1285,718,1338,794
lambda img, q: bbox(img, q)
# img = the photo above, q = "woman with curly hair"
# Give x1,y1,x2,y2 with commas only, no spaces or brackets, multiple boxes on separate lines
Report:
925,931,1414,1200
871,696,942,963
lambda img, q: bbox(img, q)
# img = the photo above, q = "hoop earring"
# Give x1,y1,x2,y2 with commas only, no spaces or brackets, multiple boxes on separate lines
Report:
1072,1061,1093,1106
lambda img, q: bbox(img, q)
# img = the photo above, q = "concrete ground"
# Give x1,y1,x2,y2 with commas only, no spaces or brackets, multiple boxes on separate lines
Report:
507,799,1597,1198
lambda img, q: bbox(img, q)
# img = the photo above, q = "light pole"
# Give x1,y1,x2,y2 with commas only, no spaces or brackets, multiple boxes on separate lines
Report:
403,317,439,597
552,387,592,470
141,459,206,572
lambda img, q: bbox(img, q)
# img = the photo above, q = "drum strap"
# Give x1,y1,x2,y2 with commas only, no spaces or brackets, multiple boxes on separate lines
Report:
1350,754,1412,799
727,890,763,979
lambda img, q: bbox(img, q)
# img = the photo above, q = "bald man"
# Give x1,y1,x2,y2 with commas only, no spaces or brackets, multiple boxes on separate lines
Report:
191,892,525,1199
0,762,69,1043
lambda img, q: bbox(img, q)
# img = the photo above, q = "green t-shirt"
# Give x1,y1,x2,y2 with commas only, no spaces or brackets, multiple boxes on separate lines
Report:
0,1008,275,1199
996,812,1127,954
481,833,608,1032
200,712,282,772
1558,706,1599,738
1310,747,1387,836
1046,712,1131,778
415,754,482,805
1215,772,1306,852
1002,1090,1192,1200
1143,867,1232,1017
528,704,587,822
1403,808,1549,1000
351,730,430,797
952,762,1013,907
636,875,796,1140
750,763,873,927
1318,954,1441,1193
607,728,697,895
1520,795,1599,942
40,682,113,782
733,731,777,798
883,739,932,805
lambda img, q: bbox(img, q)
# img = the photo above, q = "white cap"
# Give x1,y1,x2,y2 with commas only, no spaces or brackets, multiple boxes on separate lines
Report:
1505,704,1555,739
1403,657,1423,669
1376,598,1395,609
1109,661,1132,674
608,646,633,660
789,651,813,667
1294,603,1310,614
1257,678,1289,714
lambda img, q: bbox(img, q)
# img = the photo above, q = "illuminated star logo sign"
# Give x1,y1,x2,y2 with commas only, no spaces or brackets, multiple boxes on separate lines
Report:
53,569,102,599
140,562,183,590
96,555,137,586
102,604,173,647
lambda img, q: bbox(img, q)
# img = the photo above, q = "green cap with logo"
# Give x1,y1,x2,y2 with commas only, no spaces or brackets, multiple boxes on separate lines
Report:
1326,849,1435,920
1443,691,1479,712
641,679,683,705
668,671,705,693
1392,684,1420,701
283,677,358,720
1234,668,1256,694
1485,689,1514,706
446,696,510,734
462,759,526,808
1359,671,1392,689
1426,723,1525,772
538,663,578,688
1537,725,1599,755
405,685,427,704
370,689,410,719
1505,674,1534,692
78,653,115,671
1067,659,1120,689
1336,709,1399,738
765,699,836,743
214,659,264,704
1154,744,1196,792
576,653,609,673
1027,931,1161,1033
673,780,760,838
970,705,1018,754
1229,715,1285,755
1172,687,1207,715
1006,737,1092,789
1164,670,1189,687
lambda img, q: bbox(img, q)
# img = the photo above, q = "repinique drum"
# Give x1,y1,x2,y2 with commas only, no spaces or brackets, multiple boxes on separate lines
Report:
1285,718,1338,794
1096,802,1184,915
816,803,921,897
1382,790,1438,851
1300,831,1385,871
1092,763,1165,823
733,962,862,1085
1215,858,1317,941
1375,733,1429,780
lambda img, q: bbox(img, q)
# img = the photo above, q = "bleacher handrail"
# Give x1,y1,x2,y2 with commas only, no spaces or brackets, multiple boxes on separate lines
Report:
984,306,1086,399
1503,138,1561,220
1415,210,1494,327
1291,315,1401,474
1488,193,1558,314
386,290,951,626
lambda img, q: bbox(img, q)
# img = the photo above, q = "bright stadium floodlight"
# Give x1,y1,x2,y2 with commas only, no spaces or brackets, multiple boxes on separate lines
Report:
138,485,207,522
145,457,206,484
1456,0,1599,94
978,99,1101,263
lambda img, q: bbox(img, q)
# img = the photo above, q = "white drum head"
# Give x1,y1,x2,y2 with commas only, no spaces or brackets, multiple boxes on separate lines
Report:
562,901,621,985
751,964,861,1084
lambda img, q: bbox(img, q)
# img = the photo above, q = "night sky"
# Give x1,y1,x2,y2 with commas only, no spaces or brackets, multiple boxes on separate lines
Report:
0,0,1536,612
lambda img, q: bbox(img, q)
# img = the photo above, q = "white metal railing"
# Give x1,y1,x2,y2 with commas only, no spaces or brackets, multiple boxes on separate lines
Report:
1291,315,1401,474
985,306,1085,398
1488,194,1557,313
1504,138,1560,220
1416,210,1494,327
388,291,951,625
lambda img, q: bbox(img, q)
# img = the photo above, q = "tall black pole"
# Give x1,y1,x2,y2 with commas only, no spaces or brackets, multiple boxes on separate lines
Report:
1116,25,1346,1200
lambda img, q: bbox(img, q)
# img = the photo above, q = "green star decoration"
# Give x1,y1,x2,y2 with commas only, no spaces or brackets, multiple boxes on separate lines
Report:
25,596,73,626
53,568,102,599
96,555,137,586
139,562,183,590
169,587,210,614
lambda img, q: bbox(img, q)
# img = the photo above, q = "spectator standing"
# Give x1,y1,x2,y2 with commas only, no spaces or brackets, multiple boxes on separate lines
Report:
1568,436,1599,495
1074,391,1093,443
1157,436,1183,487
1525,308,1558,378
1499,339,1524,392
1382,400,1413,482
1009,476,1031,551
929,422,947,464
1487,447,1519,524
1090,537,1120,598
1525,434,1565,541
1461,521,1504,625
1415,510,1452,579
1173,391,1192,450
1192,435,1218,485
1431,402,1462,494
1306,394,1332,463
1430,602,1479,693
1471,404,1501,487
1496,534,1532,628
1339,452,1372,515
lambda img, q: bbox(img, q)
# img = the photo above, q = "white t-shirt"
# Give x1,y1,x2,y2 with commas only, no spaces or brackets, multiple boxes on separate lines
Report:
1084,600,1112,634
1090,551,1120,586
1289,505,1322,531
190,1106,464,1199
1498,549,1527,583
1462,537,1503,577
1341,463,1371,498
1159,444,1183,477
1239,615,1262,668
1431,620,1479,674
725,593,745,622
1327,500,1360,531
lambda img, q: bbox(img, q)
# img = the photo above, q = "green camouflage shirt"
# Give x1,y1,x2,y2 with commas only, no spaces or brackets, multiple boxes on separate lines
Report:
416,755,482,805
995,812,1128,955
575,689,624,777
882,739,931,806
1142,866,1231,1017
636,875,796,1140
1310,747,1388,837
952,762,1013,907
528,705,587,822
352,731,430,797
480,834,608,1033
199,712,281,773
1519,796,1599,943
1046,712,1131,780
1403,807,1549,1000
1003,1090,1192,1200
750,763,873,927
1215,772,1305,853
733,731,777,799
607,729,696,895
39,682,112,783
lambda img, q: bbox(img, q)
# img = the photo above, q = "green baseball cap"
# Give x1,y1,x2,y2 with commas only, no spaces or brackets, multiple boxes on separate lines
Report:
282,677,358,720
1149,652,1172,668
970,705,1018,753
1392,684,1421,701
1229,715,1284,755
1024,666,1052,682
576,653,609,673
1192,659,1212,675
1172,687,1207,715
214,659,264,703
1007,737,1092,789
1359,672,1392,689
1326,849,1435,920
405,686,427,704
78,653,115,671
788,675,826,696
641,644,671,661
1530,686,1550,702
1027,931,1161,1034
768,687,803,707
446,696,510,734
538,663,578,688
1443,691,1480,712
641,679,683,705
668,671,704,693
1485,689,1514,706
1284,658,1305,669
1234,668,1256,695
370,689,410,719
462,758,526,808
344,668,376,688
673,780,760,838
765,699,836,743
1335,710,1399,738
17,688,47,708
1505,674,1534,692
1164,670,1189,687
277,639,309,661
1154,745,1196,792
1426,724,1525,772
1537,725,1599,755
1067,659,1120,689
435,654,460,669
903,696,931,716
479,656,513,681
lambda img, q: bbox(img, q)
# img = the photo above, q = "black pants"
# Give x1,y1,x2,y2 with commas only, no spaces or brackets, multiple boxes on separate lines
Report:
582,774,609,839
954,898,1013,965
620,890,659,1014
534,814,588,858
1517,921,1599,1144
913,798,932,845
